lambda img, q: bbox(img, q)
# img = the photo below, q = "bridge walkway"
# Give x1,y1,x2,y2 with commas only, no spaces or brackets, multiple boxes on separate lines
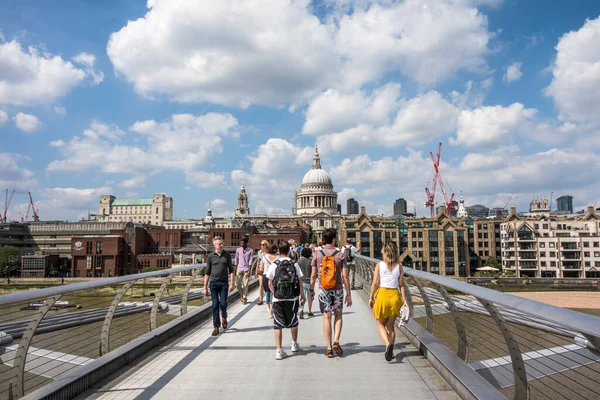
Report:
78,288,458,400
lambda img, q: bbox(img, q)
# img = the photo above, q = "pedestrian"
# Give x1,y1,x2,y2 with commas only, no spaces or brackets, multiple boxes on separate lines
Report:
297,247,314,319
266,241,305,360
204,236,234,336
310,228,352,358
261,243,279,319
342,238,360,289
234,237,253,305
256,241,269,305
368,241,410,361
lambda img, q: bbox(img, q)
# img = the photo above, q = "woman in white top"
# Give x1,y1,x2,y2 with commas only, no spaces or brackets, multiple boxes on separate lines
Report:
368,241,409,361
261,243,279,319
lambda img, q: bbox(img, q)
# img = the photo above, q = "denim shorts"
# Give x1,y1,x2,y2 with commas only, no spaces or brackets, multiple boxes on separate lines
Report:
302,283,311,304
264,291,273,305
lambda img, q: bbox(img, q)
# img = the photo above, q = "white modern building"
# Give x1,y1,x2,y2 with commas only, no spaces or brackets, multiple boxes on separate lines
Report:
501,206,600,278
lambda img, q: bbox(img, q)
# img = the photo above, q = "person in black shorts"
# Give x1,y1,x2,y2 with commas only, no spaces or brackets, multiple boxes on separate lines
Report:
266,242,306,360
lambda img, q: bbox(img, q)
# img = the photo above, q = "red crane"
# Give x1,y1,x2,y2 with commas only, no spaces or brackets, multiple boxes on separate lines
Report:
28,192,39,222
424,143,455,217
3,189,15,223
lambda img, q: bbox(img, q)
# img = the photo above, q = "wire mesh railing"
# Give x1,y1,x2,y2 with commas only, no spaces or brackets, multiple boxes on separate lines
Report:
355,255,600,400
0,264,210,400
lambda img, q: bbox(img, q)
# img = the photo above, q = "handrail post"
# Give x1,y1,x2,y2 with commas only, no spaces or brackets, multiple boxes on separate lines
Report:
478,298,529,400
150,274,174,331
413,278,434,333
11,295,62,399
181,270,199,316
435,284,468,361
99,281,136,356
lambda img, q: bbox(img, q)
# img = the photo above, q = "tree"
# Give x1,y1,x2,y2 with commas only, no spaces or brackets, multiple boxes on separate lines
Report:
483,256,500,269
0,246,21,278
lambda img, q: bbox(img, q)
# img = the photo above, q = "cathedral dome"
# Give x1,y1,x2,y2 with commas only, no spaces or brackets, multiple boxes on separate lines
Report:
302,168,332,185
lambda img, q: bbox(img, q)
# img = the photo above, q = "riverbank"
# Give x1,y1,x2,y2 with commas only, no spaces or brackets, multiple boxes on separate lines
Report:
508,291,600,310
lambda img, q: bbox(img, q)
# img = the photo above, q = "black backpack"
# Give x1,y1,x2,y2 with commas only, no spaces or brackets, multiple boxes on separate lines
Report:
273,259,300,300
344,245,354,262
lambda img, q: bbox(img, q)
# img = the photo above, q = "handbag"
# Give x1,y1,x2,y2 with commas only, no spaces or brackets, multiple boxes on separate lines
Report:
400,303,410,326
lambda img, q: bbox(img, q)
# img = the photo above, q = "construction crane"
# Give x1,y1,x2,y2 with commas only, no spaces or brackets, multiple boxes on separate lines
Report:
549,191,553,212
498,192,515,217
424,143,455,217
28,192,39,222
2,189,15,223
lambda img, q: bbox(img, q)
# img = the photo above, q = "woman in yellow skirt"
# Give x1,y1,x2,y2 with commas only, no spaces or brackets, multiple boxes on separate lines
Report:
368,241,409,361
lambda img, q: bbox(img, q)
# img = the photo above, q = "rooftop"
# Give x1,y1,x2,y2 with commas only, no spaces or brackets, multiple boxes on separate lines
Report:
111,198,153,206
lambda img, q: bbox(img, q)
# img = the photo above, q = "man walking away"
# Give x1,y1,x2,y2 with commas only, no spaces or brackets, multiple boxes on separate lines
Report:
235,238,253,304
204,236,234,336
297,247,314,319
266,241,305,360
310,228,352,358
343,238,359,289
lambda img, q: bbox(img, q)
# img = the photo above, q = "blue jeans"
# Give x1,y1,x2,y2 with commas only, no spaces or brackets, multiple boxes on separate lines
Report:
210,280,228,328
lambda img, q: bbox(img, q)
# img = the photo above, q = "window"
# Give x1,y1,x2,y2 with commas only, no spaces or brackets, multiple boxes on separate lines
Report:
418,231,423,238
549,243,555,248
595,252,600,257
86,241,93,254
412,232,416,238
535,224,539,229
540,242,545,248
584,242,590,248
584,252,590,257
540,252,546,257
594,242,599,248
550,251,556,257
320,219,325,227
96,241,103,254
156,207,159,214
550,261,556,267
543,224,549,229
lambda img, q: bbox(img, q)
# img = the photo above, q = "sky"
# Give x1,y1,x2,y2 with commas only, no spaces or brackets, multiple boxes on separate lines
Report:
1,0,600,222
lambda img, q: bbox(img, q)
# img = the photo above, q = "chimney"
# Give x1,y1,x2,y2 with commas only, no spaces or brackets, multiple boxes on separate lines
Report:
439,205,446,215
360,205,366,214
587,206,595,215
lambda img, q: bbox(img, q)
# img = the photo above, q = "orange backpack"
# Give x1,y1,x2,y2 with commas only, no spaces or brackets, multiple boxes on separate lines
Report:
320,249,339,290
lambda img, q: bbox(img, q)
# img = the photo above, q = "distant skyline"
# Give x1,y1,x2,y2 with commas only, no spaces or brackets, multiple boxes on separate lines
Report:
1,0,600,222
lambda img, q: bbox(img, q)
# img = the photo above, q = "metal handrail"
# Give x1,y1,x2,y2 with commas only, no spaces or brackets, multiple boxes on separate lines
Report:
355,255,600,338
0,263,206,307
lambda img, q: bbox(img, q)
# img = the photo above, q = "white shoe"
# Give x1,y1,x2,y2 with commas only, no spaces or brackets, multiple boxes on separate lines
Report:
291,341,300,353
276,349,288,360
268,312,273,319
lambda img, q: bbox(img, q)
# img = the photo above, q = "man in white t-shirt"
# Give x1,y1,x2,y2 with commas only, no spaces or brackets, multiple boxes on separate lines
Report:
266,241,306,360
343,238,359,289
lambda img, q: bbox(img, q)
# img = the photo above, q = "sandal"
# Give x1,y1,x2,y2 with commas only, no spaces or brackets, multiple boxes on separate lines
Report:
325,349,334,358
333,342,343,355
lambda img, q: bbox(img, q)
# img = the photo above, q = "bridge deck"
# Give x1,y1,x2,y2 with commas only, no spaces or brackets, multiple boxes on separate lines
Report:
79,289,457,400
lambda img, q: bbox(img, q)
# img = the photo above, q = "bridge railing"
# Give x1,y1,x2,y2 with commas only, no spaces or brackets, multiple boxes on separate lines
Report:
355,255,600,400
0,264,209,400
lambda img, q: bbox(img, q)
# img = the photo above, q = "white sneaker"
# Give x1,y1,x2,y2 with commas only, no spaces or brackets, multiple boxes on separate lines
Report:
276,349,288,360
291,341,300,352
268,312,273,319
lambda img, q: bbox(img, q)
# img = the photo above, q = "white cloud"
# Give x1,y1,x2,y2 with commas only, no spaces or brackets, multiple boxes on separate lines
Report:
335,0,492,87
207,199,232,218
0,153,37,192
450,79,493,109
47,113,239,189
503,61,522,83
451,102,537,147
0,109,7,125
545,17,600,123
231,138,316,213
317,90,459,153
303,83,400,135
72,52,104,85
107,0,339,108
0,40,98,105
49,139,65,147
32,187,112,221
54,105,67,115
13,112,42,133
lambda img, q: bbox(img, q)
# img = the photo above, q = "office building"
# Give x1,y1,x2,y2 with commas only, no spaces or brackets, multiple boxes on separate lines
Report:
394,198,408,216
347,198,359,215
556,195,574,214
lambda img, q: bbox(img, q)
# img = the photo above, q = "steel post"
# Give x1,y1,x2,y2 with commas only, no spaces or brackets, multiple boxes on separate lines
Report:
181,270,199,316
478,298,529,400
413,279,434,333
150,274,174,331
435,284,468,361
11,295,61,399
99,281,136,356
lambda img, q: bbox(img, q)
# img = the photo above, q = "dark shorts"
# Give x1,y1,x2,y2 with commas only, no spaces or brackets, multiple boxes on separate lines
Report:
262,275,271,293
272,300,299,330
318,289,344,314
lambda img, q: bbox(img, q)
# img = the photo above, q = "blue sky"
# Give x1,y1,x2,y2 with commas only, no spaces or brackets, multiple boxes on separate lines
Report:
1,0,599,221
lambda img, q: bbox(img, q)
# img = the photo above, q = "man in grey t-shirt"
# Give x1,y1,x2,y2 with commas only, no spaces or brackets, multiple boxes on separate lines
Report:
204,236,234,336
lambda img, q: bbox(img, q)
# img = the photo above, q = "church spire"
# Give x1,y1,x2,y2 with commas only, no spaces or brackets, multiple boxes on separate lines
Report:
312,145,321,169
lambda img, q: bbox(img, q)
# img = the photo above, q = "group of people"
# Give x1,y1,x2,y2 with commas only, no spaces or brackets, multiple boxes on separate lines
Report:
203,228,409,361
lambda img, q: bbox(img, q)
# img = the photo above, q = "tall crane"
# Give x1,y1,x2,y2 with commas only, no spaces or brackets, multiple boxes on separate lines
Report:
28,192,39,222
3,189,15,223
498,192,515,217
424,143,455,217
